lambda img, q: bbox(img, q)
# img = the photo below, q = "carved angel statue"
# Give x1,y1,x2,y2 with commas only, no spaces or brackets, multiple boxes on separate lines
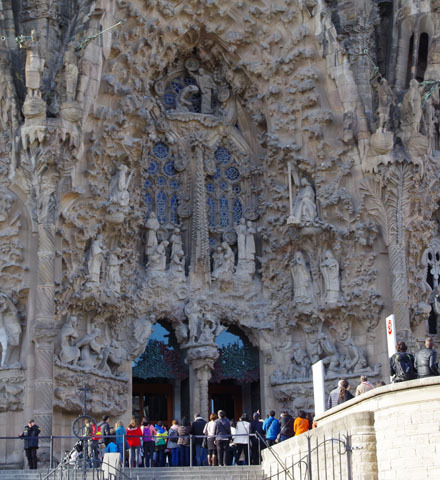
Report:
106,249,122,294
109,164,132,208
0,293,21,368
59,316,80,365
288,163,317,225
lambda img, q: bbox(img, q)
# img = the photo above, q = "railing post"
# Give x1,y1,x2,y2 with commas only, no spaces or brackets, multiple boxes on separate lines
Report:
247,437,250,466
122,434,125,469
190,434,193,467
346,435,352,480
49,435,53,469
307,435,312,480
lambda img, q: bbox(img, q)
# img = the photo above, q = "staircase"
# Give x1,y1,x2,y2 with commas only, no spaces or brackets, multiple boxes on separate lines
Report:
0,466,264,480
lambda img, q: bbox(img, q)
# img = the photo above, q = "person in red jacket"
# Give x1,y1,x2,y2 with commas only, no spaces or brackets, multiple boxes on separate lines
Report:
126,418,142,468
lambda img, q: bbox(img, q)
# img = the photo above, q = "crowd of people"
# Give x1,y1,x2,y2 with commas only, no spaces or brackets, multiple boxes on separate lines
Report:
80,409,314,468
327,337,440,409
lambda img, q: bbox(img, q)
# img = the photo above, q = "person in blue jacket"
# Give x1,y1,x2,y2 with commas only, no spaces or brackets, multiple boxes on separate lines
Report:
262,411,280,446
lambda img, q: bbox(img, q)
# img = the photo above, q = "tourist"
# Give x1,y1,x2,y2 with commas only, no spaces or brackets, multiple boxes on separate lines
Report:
178,417,191,466
19,419,40,470
355,375,374,396
327,379,353,409
390,341,417,382
293,411,309,436
249,412,264,465
203,412,218,466
141,418,156,467
279,411,294,442
126,418,142,468
168,420,179,466
98,415,111,447
234,413,250,465
105,429,118,453
228,419,237,465
415,337,439,378
154,421,168,467
115,421,127,463
191,413,207,466
262,410,280,447
214,410,231,466
375,380,386,387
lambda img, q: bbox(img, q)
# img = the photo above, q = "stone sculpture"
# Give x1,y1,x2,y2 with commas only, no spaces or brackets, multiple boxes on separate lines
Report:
236,218,247,262
170,228,183,258
109,164,132,208
188,66,216,114
147,240,169,272
63,47,79,102
169,249,185,279
21,30,44,97
320,250,340,305
59,316,80,365
211,242,235,280
289,177,317,226
290,344,311,379
400,79,423,141
291,251,315,306
76,328,103,370
87,235,104,285
185,299,203,344
375,77,395,132
145,212,160,258
0,293,21,368
106,249,122,294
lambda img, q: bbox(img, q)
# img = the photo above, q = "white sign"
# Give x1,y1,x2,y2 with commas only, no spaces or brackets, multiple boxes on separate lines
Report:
312,360,325,416
386,314,397,357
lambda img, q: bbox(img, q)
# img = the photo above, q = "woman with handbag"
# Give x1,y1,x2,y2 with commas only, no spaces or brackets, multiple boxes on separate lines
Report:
203,413,218,466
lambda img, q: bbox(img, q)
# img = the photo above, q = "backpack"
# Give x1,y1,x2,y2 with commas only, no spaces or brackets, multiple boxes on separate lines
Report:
394,353,417,381
168,428,178,442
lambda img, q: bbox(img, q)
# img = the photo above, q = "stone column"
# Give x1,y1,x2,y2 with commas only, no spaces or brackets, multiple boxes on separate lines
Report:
349,412,378,480
187,346,218,420
32,223,56,462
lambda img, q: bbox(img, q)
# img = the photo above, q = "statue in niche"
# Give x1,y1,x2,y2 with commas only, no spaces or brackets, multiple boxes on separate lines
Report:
246,221,256,262
320,250,340,305
147,240,169,272
145,212,160,258
185,299,203,344
59,316,80,365
170,228,183,258
106,249,122,294
75,327,103,369
187,63,216,114
375,77,395,132
63,47,79,103
198,314,217,345
212,247,223,274
0,293,21,368
400,79,423,140
87,235,104,285
176,84,199,112
291,251,315,306
236,219,247,262
288,167,317,226
21,30,44,98
109,164,132,208
211,242,235,280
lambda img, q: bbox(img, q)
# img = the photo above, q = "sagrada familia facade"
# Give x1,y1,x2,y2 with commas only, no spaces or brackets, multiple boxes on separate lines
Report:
0,0,439,466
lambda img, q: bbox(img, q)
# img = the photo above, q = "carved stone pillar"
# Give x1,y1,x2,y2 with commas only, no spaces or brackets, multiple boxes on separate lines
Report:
187,346,218,420
33,223,56,462
388,243,411,335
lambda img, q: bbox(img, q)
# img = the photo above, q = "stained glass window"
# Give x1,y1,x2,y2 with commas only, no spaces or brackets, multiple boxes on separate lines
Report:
219,196,229,227
205,146,243,231
144,142,181,226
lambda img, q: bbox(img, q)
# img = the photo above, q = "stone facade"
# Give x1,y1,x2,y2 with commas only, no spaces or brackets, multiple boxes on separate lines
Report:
0,0,440,467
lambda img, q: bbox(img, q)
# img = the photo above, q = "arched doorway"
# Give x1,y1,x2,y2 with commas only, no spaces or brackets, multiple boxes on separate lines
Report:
209,326,260,420
132,320,189,426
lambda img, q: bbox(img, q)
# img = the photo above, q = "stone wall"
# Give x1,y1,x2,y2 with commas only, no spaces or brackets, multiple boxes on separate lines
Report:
262,377,440,480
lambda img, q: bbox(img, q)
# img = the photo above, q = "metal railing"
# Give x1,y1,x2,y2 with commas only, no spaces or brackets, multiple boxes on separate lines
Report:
262,433,353,480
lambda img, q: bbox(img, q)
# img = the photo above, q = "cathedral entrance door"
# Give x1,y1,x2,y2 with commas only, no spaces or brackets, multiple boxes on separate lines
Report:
209,383,242,420
132,383,173,426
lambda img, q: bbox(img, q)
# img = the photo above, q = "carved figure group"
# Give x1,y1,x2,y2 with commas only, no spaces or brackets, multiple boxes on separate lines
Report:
0,293,21,368
211,242,235,280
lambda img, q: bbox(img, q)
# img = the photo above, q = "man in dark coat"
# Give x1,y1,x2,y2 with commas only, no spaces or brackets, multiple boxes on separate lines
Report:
279,411,294,442
191,413,207,466
390,341,417,382
19,419,40,469
415,337,440,378
214,410,231,466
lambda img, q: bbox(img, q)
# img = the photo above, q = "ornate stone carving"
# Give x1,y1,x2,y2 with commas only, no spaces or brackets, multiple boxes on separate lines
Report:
145,212,160,258
0,293,22,368
108,164,132,208
288,167,318,226
87,235,104,286
320,250,340,305
291,251,316,308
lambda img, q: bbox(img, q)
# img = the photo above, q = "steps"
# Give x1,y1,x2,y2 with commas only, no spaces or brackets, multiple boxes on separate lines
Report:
0,466,264,480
